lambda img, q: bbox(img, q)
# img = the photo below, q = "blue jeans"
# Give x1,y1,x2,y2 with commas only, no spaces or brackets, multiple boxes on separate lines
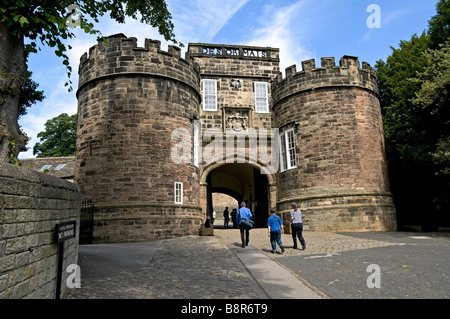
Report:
270,231,283,251
291,223,305,248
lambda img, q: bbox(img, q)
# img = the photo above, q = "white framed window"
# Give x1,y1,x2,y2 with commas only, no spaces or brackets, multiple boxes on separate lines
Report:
286,128,297,169
202,79,217,111
279,128,297,172
254,81,269,113
174,182,183,204
279,134,287,172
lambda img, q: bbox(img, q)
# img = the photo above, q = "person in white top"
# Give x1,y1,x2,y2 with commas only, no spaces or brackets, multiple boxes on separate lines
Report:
290,202,306,250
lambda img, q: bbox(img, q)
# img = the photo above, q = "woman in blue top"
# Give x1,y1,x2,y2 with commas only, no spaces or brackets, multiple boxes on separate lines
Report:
237,202,252,248
267,207,285,253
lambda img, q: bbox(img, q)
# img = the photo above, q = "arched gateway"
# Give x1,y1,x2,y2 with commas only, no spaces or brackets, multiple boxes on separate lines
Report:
200,161,277,228
75,34,396,243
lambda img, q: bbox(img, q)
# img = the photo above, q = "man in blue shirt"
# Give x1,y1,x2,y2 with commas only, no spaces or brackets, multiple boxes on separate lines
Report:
267,207,285,253
237,202,252,248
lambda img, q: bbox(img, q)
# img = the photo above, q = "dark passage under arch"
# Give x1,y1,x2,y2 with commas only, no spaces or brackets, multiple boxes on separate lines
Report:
206,164,269,227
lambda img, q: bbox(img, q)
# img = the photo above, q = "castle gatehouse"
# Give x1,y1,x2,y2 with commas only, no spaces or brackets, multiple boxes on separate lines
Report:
75,34,396,243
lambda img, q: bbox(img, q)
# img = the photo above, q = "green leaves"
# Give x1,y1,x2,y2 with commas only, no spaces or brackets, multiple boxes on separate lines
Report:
33,113,77,157
17,16,28,27
374,0,450,227
1,0,181,92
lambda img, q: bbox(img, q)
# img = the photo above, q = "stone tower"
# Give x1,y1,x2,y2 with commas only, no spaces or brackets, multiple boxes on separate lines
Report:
75,34,202,242
272,56,397,231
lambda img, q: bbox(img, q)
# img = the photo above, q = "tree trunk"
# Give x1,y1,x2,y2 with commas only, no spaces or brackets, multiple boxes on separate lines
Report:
0,23,27,162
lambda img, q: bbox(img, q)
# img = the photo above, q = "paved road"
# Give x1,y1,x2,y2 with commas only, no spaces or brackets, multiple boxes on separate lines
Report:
68,233,321,299
67,220,449,300
276,231,450,299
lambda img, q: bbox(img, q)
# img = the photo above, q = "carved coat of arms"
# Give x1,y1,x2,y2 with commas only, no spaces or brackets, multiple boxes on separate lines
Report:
226,112,248,132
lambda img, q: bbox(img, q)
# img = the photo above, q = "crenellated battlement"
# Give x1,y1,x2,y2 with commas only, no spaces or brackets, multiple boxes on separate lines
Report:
271,56,378,105
77,34,200,97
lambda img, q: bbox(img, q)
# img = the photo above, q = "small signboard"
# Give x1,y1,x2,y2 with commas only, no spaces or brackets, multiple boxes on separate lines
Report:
55,221,76,242
54,220,77,299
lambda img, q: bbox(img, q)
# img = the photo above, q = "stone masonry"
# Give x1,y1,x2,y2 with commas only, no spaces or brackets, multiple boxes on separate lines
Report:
75,34,396,243
272,57,396,231
76,34,202,242
0,162,80,298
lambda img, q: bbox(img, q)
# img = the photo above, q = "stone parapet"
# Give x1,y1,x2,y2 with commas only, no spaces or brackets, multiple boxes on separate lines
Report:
272,56,378,105
77,33,200,98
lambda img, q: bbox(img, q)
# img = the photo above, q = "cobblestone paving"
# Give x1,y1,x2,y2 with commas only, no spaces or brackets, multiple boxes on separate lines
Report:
67,227,404,299
215,228,405,258
67,236,261,299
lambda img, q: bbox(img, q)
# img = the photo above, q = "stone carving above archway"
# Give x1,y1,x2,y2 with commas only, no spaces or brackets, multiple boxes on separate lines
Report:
224,109,250,133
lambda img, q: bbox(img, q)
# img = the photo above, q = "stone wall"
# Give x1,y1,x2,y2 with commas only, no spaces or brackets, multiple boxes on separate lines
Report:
0,162,80,298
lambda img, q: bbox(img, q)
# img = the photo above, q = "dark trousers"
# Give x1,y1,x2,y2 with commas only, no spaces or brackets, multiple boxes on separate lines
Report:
240,227,250,246
270,231,283,251
291,223,305,248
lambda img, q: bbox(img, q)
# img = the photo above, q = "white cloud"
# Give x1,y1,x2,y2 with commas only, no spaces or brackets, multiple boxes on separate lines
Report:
383,9,410,28
168,0,252,43
360,7,410,45
244,1,315,74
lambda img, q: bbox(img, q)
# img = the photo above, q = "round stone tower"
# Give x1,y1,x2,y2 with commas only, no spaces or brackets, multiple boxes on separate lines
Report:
272,56,397,231
75,34,202,242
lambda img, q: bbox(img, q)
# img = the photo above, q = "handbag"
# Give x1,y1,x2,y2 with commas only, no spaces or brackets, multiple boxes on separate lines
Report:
239,217,254,229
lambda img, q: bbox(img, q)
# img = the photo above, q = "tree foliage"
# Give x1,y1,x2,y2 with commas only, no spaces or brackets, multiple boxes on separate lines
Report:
18,70,45,118
33,113,77,157
0,0,179,91
427,0,450,49
0,0,178,163
412,40,450,176
376,32,431,166
375,0,450,228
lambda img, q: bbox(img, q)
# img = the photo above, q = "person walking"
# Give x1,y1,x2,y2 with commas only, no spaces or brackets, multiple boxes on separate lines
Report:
267,207,285,253
290,202,306,250
223,207,230,229
231,208,237,228
236,202,252,248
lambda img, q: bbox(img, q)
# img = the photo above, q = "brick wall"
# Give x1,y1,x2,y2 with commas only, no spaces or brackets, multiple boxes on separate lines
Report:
0,162,80,298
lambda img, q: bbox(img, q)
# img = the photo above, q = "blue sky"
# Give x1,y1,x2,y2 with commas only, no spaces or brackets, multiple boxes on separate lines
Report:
19,0,439,159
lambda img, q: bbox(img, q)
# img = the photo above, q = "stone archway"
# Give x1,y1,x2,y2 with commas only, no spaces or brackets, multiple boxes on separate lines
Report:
200,161,277,227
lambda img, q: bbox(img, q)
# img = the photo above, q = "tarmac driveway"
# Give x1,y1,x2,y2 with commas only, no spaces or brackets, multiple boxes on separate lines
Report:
276,232,450,299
